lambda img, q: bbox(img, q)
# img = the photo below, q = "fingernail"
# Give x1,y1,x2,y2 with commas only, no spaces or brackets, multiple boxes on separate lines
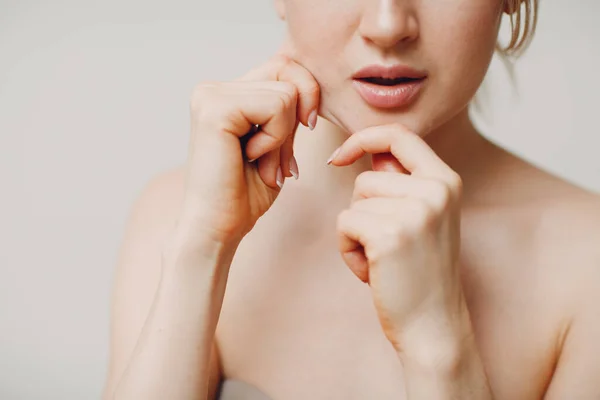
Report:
326,146,341,165
276,166,284,188
289,156,299,180
248,158,257,163
308,109,318,131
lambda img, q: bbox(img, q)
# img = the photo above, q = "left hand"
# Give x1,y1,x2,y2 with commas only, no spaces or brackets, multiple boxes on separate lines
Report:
328,123,467,360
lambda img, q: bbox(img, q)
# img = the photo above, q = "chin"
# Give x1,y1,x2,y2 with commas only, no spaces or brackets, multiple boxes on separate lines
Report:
324,99,433,138
327,87,471,142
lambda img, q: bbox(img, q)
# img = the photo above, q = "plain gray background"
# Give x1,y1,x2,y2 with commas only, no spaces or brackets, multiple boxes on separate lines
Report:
1,1,599,399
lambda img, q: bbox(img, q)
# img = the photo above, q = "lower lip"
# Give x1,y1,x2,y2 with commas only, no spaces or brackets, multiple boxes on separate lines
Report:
352,78,425,109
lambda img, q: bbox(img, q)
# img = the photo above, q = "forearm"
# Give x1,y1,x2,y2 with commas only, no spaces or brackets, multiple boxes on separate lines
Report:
110,234,238,400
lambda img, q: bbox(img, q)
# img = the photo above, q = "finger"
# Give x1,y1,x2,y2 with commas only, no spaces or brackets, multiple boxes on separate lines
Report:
342,247,369,284
349,198,432,230
350,198,401,219
224,82,297,161
240,55,320,129
351,171,454,210
328,123,450,179
350,198,442,244
279,119,299,179
198,80,297,138
337,218,369,285
257,147,283,189
337,209,388,283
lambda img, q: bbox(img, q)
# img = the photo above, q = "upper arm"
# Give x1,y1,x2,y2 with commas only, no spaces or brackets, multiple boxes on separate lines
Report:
544,260,600,399
102,168,222,399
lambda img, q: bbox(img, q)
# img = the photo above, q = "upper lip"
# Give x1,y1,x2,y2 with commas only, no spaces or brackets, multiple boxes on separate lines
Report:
352,64,427,80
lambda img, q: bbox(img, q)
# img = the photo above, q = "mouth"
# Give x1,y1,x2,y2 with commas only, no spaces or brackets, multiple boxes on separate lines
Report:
352,64,427,109
355,76,423,86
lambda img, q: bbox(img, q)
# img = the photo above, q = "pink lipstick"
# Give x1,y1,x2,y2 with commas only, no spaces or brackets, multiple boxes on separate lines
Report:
352,64,427,109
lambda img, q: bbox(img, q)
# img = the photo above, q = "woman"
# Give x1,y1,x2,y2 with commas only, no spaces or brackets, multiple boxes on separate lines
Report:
103,0,600,398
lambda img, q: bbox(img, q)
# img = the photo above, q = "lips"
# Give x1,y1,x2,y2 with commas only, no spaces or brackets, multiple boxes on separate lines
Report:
352,64,427,109
357,76,421,86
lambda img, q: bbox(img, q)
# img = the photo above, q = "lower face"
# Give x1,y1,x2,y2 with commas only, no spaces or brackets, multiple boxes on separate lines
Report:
280,0,505,136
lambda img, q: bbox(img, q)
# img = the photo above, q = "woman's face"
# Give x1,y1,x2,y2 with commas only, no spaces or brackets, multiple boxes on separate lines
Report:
277,0,505,136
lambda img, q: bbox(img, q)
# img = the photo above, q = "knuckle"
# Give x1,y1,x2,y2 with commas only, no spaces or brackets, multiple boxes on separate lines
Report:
351,186,364,201
273,53,291,66
303,83,321,97
447,172,463,195
189,82,242,134
350,199,368,212
389,122,409,134
412,200,437,230
430,181,452,210
389,224,411,245
354,171,374,190
275,84,298,111
352,172,372,199
190,81,220,112
284,83,299,103
368,227,404,261
191,81,219,100
336,209,351,230
365,244,385,264
275,94,291,115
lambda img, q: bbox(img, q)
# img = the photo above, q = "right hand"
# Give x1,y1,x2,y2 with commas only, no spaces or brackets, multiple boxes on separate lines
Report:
180,54,320,245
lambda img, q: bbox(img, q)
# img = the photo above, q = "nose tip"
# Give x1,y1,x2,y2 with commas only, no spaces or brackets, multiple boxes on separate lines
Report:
358,1,419,49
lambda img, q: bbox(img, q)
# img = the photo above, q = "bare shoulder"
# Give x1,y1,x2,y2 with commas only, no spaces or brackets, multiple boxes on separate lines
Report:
526,168,600,267
512,166,600,397
473,150,600,315
512,161,600,306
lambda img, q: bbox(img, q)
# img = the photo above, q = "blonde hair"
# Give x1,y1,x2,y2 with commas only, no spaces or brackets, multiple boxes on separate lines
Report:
498,0,539,57
472,1,539,115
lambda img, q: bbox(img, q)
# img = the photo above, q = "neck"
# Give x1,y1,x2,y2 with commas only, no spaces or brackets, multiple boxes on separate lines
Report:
294,107,497,206
422,109,491,184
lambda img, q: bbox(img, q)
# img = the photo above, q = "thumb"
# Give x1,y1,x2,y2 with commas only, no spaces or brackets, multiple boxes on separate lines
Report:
276,34,294,58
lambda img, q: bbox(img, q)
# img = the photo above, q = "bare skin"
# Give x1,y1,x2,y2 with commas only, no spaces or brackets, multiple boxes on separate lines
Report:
105,114,600,399
103,1,600,398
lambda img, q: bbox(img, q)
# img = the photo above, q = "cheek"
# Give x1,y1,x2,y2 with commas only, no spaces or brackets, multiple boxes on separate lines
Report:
425,2,502,99
286,1,349,53
411,1,502,133
282,0,504,135
284,1,360,129
284,1,359,72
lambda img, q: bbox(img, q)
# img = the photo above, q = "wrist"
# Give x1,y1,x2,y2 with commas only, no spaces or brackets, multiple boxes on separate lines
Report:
398,332,475,378
396,298,475,375
399,333,492,399
159,231,239,318
162,224,240,276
